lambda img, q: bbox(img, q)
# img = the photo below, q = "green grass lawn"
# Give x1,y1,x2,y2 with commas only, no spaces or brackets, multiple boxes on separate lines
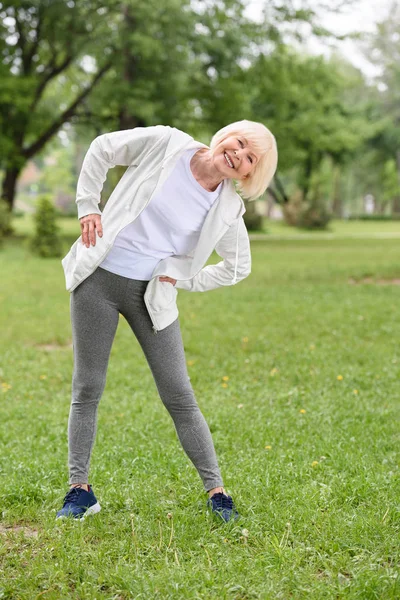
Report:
0,220,399,599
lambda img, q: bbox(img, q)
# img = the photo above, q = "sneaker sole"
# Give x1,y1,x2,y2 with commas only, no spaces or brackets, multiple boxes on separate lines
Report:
56,502,101,521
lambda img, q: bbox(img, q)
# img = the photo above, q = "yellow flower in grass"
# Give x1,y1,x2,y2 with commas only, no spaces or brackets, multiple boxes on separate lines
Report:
312,461,319,467
222,376,229,381
265,445,272,450
270,367,278,376
1,382,11,392
299,409,306,414
40,375,47,380
222,383,228,388
337,375,343,381
242,336,249,343
353,389,358,395
187,360,195,366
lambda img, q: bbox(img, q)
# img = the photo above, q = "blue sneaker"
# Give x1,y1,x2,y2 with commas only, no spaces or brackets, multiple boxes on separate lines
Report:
56,485,101,520
207,492,239,522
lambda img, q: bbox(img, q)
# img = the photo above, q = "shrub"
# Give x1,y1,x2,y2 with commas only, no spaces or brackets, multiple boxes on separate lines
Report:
243,200,263,231
30,195,63,258
0,198,13,245
297,198,332,230
282,191,303,226
282,178,332,230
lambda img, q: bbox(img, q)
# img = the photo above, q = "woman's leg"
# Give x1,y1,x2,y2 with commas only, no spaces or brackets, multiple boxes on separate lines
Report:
68,268,122,484
121,280,224,493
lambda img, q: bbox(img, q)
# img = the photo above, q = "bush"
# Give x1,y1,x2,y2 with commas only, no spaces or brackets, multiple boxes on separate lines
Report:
0,198,13,245
30,195,63,258
282,181,332,230
243,200,264,231
297,198,332,230
282,191,303,226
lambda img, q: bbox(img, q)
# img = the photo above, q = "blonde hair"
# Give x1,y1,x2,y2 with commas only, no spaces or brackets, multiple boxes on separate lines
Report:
209,119,278,201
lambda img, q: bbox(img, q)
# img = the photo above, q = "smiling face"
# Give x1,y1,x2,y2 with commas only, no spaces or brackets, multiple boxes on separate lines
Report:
212,134,260,180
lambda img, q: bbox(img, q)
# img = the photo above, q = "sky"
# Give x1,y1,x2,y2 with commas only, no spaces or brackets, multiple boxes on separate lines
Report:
244,0,393,79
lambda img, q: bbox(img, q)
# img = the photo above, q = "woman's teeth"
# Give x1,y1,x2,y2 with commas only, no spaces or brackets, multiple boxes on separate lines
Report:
224,152,234,168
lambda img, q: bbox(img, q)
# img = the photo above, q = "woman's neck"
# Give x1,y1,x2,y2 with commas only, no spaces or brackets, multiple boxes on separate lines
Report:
190,149,224,192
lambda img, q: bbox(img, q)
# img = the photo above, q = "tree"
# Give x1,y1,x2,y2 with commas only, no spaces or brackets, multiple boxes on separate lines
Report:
0,0,115,211
246,48,374,207
363,2,400,209
1,0,364,216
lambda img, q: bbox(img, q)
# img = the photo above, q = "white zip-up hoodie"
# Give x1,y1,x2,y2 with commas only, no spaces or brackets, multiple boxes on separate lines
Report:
61,125,251,331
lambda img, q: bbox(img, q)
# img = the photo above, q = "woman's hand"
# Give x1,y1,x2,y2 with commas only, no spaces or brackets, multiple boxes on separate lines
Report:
159,276,177,286
80,214,103,247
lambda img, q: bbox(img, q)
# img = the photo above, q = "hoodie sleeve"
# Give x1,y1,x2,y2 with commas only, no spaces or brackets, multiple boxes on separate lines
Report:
175,217,251,292
75,125,169,220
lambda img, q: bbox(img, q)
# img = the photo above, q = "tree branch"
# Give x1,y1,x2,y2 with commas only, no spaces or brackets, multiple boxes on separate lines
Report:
30,53,75,112
267,185,281,204
25,7,43,71
274,175,289,203
14,12,28,72
23,61,112,159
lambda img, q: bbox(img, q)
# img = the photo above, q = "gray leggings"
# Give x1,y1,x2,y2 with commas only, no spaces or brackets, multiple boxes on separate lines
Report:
68,266,224,492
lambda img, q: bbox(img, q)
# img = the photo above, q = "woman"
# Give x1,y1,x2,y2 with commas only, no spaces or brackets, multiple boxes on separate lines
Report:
58,120,278,522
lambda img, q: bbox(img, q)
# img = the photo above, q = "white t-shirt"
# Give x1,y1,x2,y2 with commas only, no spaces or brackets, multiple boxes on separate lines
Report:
99,148,222,280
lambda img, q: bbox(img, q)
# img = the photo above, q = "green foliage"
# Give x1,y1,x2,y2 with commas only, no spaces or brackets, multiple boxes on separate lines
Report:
243,200,263,231
297,163,333,229
297,198,332,230
247,47,376,210
383,159,400,206
282,161,333,229
30,195,63,258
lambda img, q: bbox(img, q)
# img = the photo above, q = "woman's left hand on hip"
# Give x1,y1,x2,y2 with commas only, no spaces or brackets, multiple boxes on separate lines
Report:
159,276,177,286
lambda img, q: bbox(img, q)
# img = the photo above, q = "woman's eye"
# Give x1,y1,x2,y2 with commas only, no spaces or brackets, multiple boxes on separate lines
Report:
237,138,244,148
248,156,253,164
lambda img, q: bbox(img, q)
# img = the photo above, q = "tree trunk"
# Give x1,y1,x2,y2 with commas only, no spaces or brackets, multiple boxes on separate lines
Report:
117,4,146,132
274,175,289,204
1,165,22,212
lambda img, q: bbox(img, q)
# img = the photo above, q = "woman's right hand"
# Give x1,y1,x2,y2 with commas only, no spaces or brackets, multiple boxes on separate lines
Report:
80,214,103,247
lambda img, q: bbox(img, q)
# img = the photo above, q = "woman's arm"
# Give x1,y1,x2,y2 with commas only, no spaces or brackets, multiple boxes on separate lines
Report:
175,217,251,292
75,125,169,220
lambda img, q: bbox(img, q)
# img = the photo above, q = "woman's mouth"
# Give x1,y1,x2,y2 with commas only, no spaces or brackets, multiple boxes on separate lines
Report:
224,152,234,168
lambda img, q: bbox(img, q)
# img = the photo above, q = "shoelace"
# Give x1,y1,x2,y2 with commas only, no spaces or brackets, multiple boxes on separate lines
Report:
211,492,233,510
62,487,85,507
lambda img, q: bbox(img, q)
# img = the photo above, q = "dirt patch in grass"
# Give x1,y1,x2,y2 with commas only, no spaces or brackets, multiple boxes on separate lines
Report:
0,524,39,538
34,341,73,351
348,277,400,285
